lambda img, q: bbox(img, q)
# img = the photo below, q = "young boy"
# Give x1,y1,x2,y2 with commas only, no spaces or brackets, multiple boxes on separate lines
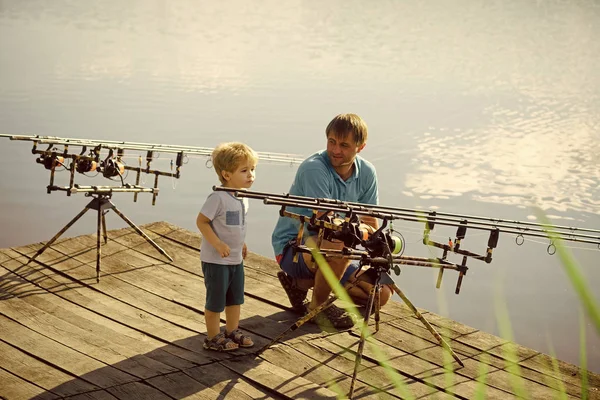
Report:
196,142,258,351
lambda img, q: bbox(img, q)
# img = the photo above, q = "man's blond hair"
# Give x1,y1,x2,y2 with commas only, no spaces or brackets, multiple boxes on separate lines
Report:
212,142,258,184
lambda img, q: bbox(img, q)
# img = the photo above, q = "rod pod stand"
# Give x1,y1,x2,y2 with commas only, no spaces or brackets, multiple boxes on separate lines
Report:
256,255,464,399
26,192,173,282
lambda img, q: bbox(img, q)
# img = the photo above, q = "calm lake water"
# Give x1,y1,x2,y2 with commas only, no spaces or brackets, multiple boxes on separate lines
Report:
1,0,599,372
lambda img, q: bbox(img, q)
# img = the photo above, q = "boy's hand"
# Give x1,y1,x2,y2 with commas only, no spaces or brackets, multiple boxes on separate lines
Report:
216,241,230,258
242,243,248,259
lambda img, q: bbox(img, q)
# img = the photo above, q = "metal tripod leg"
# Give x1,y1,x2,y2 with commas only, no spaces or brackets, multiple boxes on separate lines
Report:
96,205,102,282
101,212,108,244
348,279,381,398
109,203,174,262
26,206,91,265
391,284,464,367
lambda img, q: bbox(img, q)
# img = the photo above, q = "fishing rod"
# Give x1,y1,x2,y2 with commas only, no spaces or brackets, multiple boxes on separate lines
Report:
1,134,304,164
215,186,599,291
0,134,303,204
218,187,600,248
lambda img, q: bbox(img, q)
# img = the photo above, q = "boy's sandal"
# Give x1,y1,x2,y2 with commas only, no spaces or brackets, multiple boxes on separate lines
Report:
203,332,238,352
226,329,254,348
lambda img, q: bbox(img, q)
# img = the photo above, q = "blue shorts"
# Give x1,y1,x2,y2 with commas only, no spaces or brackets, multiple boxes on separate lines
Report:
202,261,245,313
277,242,359,285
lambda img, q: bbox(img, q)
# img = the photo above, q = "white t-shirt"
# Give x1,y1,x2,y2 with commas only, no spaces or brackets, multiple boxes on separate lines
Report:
200,190,249,264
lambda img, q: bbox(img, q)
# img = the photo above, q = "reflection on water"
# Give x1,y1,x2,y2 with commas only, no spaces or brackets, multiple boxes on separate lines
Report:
1,0,599,374
406,97,600,213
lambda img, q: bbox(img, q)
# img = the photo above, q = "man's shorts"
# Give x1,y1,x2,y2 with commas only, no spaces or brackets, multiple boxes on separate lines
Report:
202,261,245,313
276,241,359,285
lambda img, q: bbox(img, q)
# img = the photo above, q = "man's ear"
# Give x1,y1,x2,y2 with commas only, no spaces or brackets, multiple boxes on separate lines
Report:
357,143,366,153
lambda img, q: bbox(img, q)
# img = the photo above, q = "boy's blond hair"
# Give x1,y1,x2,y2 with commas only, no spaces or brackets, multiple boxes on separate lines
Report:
325,113,368,146
212,142,258,184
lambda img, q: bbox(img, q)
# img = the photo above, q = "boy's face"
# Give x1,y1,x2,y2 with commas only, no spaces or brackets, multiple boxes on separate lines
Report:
222,160,256,189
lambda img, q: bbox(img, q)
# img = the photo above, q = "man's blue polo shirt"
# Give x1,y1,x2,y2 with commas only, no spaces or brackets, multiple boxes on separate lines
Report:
271,150,379,256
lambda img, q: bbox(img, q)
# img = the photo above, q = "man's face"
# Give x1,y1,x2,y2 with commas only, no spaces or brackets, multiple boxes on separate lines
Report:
326,132,365,169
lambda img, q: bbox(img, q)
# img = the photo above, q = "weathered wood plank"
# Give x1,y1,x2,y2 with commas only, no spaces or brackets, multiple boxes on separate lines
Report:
222,357,340,399
61,390,120,400
42,240,325,345
0,251,220,366
0,368,58,400
0,340,98,397
183,363,281,400
259,343,398,399
0,267,197,371
145,371,220,400
0,315,138,388
521,352,600,395
105,381,172,400
291,337,457,399
2,223,598,400
0,295,177,380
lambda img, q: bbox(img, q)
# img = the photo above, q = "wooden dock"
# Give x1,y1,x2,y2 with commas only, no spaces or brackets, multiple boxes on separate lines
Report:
1,221,598,399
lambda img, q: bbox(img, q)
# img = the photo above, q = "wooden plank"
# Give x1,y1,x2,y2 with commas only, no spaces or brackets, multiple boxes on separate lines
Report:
419,311,479,336
145,371,222,400
62,390,119,400
0,368,58,400
0,340,98,397
259,343,398,399
520,352,600,396
289,338,456,399
222,357,340,399
449,379,521,400
183,363,280,400
482,369,580,399
0,251,219,366
3,224,597,400
105,381,172,400
42,241,324,345
386,318,509,370
0,295,177,380
147,223,202,249
0,315,138,388
0,267,197,371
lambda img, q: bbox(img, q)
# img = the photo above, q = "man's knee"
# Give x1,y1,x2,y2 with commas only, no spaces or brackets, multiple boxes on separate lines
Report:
379,285,392,306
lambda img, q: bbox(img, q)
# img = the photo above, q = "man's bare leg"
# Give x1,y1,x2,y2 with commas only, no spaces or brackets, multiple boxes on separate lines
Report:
303,237,350,309
309,256,350,307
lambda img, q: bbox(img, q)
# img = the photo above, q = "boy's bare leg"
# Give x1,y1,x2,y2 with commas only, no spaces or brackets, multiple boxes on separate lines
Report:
205,309,221,339
225,305,253,346
225,305,241,333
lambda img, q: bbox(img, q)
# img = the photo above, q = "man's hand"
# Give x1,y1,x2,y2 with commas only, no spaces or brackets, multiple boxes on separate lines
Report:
215,241,231,258
242,243,248,259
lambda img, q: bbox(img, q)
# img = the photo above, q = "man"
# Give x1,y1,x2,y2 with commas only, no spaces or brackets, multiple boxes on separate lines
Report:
272,113,391,329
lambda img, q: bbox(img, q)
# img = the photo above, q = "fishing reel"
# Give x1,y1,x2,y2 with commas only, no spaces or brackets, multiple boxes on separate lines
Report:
320,215,404,259
363,229,404,259
36,153,64,170
75,158,97,173
99,158,125,178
